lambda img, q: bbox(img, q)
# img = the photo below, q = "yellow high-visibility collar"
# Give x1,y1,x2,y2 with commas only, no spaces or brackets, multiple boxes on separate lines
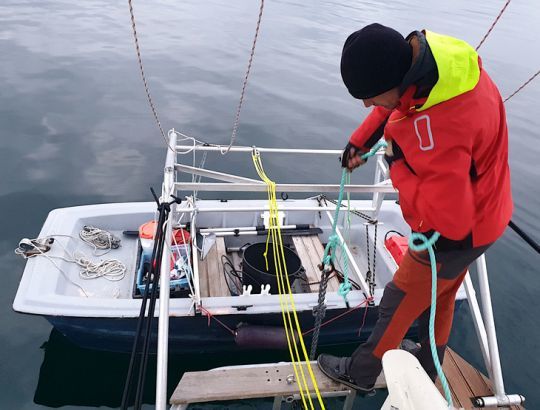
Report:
418,30,480,111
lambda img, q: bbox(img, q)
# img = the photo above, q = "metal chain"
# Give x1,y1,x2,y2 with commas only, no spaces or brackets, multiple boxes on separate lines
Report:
475,0,512,51
504,69,540,102
365,222,378,297
320,195,374,222
372,222,378,296
309,269,330,360
127,0,175,152
222,0,265,155
365,224,373,296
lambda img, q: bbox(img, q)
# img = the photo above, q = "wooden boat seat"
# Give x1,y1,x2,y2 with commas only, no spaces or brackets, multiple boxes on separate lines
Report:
292,235,340,293
197,237,230,297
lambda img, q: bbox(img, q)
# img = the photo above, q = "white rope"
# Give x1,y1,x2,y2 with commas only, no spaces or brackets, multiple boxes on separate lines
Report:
79,225,121,255
75,253,127,281
15,234,128,295
15,236,90,297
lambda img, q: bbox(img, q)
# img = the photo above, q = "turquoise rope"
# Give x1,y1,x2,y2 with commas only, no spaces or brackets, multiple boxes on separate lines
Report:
323,140,388,301
408,231,453,408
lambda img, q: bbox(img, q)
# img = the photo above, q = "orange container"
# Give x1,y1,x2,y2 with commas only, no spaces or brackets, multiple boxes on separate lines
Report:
138,220,191,244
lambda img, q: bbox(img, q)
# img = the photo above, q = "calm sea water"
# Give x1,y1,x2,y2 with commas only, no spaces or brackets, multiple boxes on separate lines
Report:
1,1,539,408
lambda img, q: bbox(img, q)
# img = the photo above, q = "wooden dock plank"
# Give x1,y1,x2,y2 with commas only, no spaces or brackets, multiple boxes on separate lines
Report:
305,235,340,292
214,237,230,296
199,237,230,297
170,361,386,405
171,348,524,408
438,348,524,410
437,348,472,408
292,236,319,292
292,235,340,293
196,249,210,298
206,237,229,297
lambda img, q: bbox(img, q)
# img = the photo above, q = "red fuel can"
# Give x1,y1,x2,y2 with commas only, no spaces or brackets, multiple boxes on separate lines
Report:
385,235,409,265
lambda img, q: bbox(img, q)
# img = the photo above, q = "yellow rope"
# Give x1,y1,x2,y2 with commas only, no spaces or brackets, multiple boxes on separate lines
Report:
252,150,325,409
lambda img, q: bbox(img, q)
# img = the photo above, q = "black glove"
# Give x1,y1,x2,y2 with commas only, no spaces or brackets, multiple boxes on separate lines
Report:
340,142,364,169
384,139,404,168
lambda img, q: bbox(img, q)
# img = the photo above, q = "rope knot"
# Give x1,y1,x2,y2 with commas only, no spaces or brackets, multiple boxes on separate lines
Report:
338,281,352,297
408,232,440,252
328,234,339,247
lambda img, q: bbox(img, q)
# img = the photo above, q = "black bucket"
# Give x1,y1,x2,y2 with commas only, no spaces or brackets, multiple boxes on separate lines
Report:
242,242,302,294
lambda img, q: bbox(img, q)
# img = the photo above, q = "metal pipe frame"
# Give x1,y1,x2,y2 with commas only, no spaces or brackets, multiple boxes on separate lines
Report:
174,205,377,213
200,224,301,233
463,274,492,374
324,210,370,296
272,390,357,410
475,255,507,402
177,144,342,155
155,131,177,410
175,182,396,193
190,211,201,305
175,163,263,184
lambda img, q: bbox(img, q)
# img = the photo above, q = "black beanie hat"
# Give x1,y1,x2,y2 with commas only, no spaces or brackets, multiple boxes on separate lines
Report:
341,23,412,99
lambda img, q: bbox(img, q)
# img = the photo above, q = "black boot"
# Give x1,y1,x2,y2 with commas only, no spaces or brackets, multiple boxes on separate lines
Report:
317,354,375,394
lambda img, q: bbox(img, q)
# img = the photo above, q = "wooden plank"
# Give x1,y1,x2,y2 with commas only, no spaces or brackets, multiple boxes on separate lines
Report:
292,236,319,293
204,237,230,297
196,248,210,298
304,235,340,292
437,348,470,408
437,348,524,410
447,348,491,399
170,361,386,405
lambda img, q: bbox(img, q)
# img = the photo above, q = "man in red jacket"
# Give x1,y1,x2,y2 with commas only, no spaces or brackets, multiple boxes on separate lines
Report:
317,23,513,392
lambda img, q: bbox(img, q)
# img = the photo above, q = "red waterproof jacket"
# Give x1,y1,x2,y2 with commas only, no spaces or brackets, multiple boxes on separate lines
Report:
349,31,513,247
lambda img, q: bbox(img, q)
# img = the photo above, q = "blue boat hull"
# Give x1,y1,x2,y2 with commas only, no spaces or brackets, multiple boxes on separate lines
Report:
45,299,463,353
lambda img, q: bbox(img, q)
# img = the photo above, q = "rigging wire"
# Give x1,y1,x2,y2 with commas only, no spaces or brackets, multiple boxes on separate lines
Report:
475,0,512,51
127,0,175,152
222,0,265,155
504,69,540,103
474,0,538,102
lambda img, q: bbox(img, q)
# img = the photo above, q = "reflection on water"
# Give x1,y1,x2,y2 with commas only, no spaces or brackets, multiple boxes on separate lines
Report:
35,329,389,409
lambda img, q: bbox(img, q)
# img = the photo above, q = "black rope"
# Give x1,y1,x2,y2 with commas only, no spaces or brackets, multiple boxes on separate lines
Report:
384,229,405,242
121,189,181,410
221,255,243,296
508,220,540,254
309,266,331,360
121,196,168,409
134,203,169,409
319,194,374,222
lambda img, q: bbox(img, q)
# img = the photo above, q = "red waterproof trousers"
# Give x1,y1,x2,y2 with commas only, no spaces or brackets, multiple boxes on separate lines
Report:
348,244,490,385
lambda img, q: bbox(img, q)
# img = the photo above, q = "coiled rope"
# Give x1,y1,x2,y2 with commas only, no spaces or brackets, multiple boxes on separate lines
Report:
252,149,325,410
15,233,127,296
79,225,121,255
